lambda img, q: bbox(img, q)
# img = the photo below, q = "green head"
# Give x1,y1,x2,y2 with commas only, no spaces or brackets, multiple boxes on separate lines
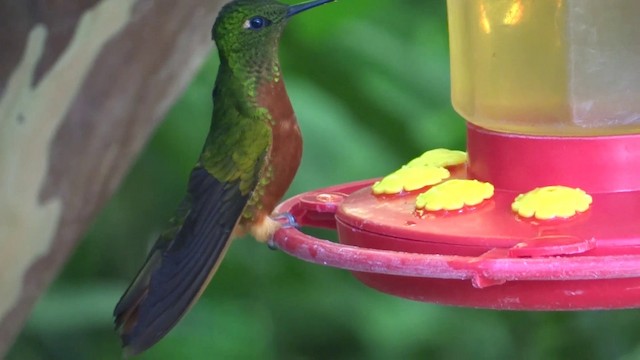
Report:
212,0,333,69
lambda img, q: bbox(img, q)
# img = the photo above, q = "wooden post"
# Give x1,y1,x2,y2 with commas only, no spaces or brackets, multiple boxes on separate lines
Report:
0,0,224,355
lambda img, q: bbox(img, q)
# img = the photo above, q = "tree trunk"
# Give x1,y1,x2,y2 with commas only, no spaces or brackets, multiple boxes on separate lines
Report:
0,0,224,355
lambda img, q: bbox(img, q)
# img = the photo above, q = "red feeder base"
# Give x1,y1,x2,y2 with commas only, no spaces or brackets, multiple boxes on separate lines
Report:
272,124,640,310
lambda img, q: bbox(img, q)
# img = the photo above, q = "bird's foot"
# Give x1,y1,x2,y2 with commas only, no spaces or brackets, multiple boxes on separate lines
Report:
273,212,299,229
267,212,299,250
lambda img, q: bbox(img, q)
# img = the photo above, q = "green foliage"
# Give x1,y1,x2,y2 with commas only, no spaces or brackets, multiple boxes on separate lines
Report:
9,1,640,359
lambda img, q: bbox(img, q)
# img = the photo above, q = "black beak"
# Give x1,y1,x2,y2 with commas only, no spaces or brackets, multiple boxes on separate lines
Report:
287,0,334,18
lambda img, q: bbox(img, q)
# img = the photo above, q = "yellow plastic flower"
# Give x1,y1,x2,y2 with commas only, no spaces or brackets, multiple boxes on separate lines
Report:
372,166,450,195
512,186,592,220
415,179,494,211
406,148,467,168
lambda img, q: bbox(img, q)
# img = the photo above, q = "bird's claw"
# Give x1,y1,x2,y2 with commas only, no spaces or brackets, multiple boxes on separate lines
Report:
273,212,299,229
267,212,299,250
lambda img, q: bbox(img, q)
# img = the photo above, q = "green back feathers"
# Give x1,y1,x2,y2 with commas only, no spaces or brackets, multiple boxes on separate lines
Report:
200,90,271,196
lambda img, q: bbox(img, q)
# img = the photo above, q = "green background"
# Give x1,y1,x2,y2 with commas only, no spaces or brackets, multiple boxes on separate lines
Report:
8,1,640,359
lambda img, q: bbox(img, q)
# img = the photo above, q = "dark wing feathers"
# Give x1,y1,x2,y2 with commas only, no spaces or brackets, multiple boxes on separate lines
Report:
114,166,250,355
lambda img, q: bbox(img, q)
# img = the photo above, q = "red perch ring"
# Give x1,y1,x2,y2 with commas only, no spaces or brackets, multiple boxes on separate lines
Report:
272,125,640,310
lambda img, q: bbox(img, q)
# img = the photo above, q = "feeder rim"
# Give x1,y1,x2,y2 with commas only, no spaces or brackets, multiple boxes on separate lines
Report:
271,179,640,288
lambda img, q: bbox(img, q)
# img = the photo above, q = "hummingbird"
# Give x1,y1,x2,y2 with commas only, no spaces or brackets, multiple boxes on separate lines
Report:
113,0,334,355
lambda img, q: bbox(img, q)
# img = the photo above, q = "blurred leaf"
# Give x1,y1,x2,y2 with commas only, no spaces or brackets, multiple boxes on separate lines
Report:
25,284,121,333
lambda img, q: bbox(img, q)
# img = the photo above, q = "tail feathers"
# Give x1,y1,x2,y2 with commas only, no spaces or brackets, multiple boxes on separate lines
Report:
113,167,251,355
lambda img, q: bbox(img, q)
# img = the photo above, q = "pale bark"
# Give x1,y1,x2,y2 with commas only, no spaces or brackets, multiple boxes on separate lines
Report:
0,0,224,355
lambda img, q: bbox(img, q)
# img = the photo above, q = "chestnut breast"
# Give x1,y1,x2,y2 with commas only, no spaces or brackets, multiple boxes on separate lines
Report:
249,78,303,220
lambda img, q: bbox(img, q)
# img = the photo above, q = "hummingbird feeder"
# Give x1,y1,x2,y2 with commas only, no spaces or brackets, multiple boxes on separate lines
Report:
272,0,640,310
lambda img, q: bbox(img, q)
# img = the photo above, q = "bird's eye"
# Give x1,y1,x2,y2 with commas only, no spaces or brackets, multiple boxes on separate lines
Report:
245,16,271,30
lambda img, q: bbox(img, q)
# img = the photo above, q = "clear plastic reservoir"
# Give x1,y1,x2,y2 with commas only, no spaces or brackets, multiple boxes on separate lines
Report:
447,0,640,136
